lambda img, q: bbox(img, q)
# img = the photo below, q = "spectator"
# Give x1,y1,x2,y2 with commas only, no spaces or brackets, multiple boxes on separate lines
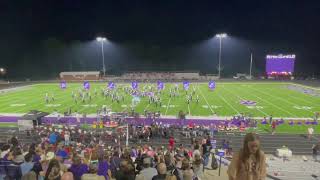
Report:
271,120,277,135
110,151,121,177
152,163,167,180
169,137,175,151
202,138,211,168
227,133,266,180
192,154,204,179
69,155,89,180
193,144,201,160
12,147,25,164
44,159,62,180
137,157,158,180
20,153,35,176
81,164,105,180
181,159,194,180
0,144,10,158
22,171,37,180
308,127,314,140
97,155,110,180
115,160,135,180
49,131,58,145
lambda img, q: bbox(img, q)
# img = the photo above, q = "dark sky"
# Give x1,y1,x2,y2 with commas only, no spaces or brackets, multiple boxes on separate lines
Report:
1,0,320,79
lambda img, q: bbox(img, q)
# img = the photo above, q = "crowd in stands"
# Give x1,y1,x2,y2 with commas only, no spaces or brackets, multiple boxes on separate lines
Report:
0,124,220,180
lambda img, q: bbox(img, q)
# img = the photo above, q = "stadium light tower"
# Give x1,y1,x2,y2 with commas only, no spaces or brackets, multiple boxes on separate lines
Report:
215,33,227,78
96,37,107,77
0,68,6,75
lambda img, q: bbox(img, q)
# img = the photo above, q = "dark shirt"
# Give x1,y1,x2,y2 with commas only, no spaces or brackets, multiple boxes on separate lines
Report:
152,174,167,180
115,170,135,180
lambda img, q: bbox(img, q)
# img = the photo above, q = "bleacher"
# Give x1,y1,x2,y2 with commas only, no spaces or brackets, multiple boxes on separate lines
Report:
267,156,320,180
59,71,100,81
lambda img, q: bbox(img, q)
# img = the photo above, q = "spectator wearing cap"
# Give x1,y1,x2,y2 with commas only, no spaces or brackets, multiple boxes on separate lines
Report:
137,157,158,180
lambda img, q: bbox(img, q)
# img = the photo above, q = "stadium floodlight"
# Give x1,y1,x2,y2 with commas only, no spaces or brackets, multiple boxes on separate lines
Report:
215,33,227,38
215,33,227,78
0,68,4,72
96,37,107,77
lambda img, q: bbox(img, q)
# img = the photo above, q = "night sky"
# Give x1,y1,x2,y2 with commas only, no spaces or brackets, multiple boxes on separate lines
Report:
1,0,320,79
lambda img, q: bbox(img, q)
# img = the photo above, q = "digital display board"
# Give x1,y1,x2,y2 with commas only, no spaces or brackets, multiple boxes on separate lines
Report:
266,54,295,75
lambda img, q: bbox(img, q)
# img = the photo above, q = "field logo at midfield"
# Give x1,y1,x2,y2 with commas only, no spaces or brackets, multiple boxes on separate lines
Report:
45,104,61,107
293,106,313,110
10,104,26,107
240,100,257,106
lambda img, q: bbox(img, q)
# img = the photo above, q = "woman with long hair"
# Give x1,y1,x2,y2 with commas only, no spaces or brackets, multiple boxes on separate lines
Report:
227,133,266,180
44,159,61,180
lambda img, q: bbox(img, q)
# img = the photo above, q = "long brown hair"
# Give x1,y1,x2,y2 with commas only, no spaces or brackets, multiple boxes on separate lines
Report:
238,133,262,169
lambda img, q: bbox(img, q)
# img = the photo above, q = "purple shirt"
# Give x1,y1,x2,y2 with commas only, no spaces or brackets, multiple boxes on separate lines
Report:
97,160,109,180
69,163,88,180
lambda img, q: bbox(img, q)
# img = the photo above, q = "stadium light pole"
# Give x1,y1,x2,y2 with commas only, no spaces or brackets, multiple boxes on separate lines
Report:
215,33,227,79
96,37,107,77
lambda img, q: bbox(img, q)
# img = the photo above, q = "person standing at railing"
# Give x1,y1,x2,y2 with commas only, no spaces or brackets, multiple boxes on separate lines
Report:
227,133,266,180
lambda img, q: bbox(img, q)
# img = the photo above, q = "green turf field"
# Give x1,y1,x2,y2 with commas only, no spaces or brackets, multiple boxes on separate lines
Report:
0,82,319,118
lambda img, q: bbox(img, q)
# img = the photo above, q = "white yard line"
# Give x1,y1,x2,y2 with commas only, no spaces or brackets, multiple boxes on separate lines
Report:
261,87,315,113
288,94,318,105
164,97,172,116
197,86,215,114
221,86,269,116
187,104,191,116
0,88,52,112
216,89,240,114
246,87,297,117
291,83,320,91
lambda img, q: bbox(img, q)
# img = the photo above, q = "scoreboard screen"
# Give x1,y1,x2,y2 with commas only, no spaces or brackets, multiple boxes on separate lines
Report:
266,54,295,75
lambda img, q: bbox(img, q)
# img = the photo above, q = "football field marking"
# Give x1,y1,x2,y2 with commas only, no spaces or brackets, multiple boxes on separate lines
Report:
252,87,314,114
0,87,52,112
197,85,215,114
164,96,172,116
287,94,318,105
246,87,297,117
213,86,240,114
221,86,269,116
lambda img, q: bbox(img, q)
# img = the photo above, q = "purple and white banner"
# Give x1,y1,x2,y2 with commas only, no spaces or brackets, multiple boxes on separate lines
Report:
157,81,164,90
60,81,67,89
183,81,190,90
132,81,138,89
83,81,90,90
208,80,215,90
108,81,116,89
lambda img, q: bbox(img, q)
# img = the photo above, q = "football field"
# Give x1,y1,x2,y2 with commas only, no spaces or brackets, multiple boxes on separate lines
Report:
0,82,319,118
